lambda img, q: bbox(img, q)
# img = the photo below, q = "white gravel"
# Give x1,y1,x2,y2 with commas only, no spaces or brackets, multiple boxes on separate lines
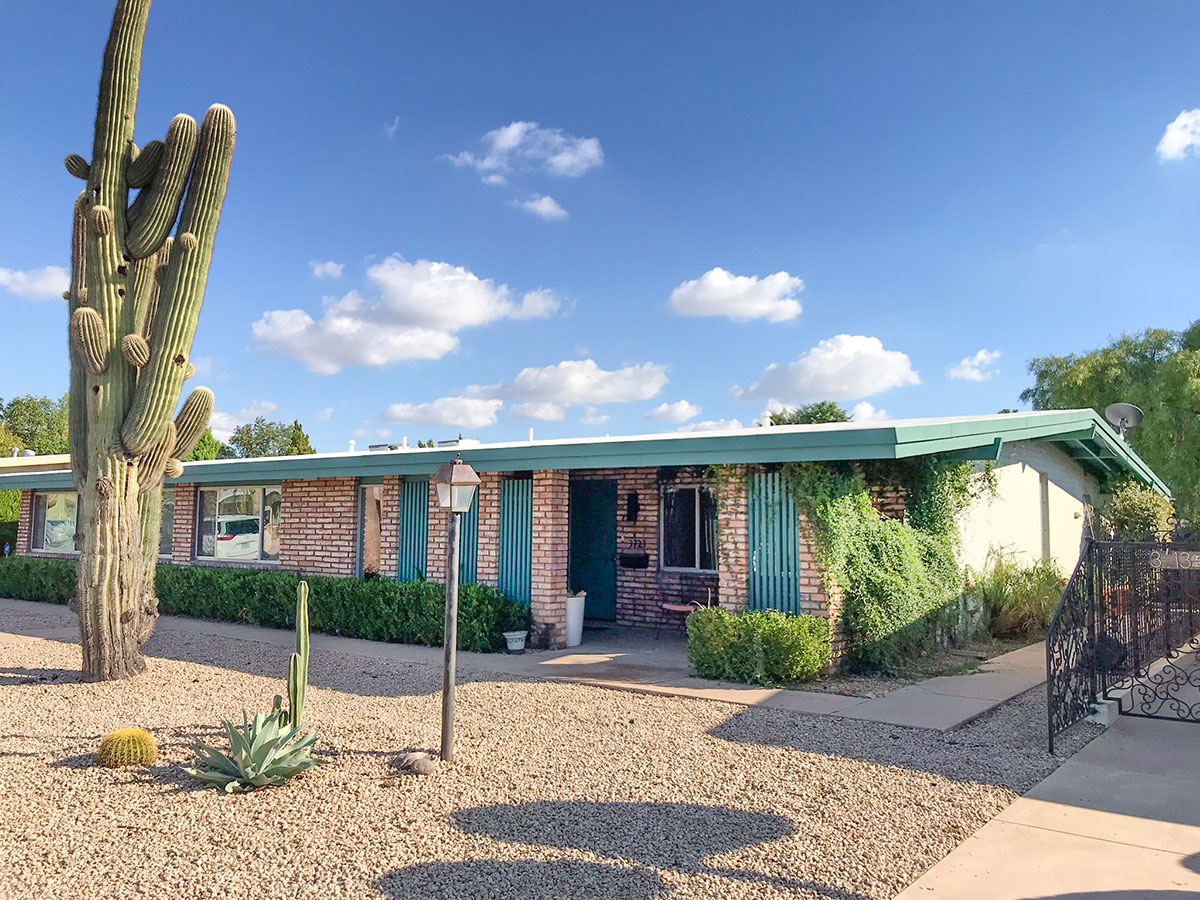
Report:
0,606,1098,900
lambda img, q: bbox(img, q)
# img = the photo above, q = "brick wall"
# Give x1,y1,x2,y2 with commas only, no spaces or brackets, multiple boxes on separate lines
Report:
531,469,570,648
870,483,909,520
171,485,195,563
15,490,33,554
425,481,450,582
378,476,401,578
278,477,358,576
716,466,750,613
475,472,501,587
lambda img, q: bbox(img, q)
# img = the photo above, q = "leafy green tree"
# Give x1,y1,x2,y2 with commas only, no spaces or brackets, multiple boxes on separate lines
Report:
227,417,316,458
0,422,24,544
0,394,69,455
187,428,228,461
768,402,852,426
1022,322,1200,518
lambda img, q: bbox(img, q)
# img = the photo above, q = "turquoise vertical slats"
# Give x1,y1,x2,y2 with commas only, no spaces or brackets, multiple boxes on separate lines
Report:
748,470,801,614
459,499,478,584
396,477,429,582
498,478,532,604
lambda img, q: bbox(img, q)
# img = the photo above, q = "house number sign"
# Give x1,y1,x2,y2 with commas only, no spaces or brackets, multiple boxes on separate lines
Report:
1149,549,1200,570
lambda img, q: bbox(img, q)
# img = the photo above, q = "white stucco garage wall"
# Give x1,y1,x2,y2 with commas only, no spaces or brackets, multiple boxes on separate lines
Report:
958,440,1100,577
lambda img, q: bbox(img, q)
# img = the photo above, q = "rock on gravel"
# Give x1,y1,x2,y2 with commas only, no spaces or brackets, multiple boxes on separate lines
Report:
0,612,1099,900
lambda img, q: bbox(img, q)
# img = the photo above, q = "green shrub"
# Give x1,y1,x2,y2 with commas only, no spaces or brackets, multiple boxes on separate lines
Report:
966,550,1065,638
0,557,528,653
0,555,77,604
1103,480,1174,541
686,607,830,685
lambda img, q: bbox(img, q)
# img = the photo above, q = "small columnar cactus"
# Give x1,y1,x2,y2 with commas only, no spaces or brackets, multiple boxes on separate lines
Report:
97,728,158,767
286,581,310,728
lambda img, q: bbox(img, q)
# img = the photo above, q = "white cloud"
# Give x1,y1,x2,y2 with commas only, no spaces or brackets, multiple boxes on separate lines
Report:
519,195,568,221
647,400,700,424
447,121,604,180
381,396,503,429
190,356,214,378
483,359,668,409
581,406,609,426
208,400,277,443
511,401,565,421
677,418,743,433
667,267,803,322
0,265,69,301
309,260,344,279
1157,109,1200,160
252,255,560,374
731,334,921,403
315,407,334,422
850,401,889,423
949,348,1001,382
482,174,508,186
384,117,401,139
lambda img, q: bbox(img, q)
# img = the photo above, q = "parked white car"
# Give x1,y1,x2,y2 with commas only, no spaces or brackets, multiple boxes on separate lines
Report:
215,515,260,561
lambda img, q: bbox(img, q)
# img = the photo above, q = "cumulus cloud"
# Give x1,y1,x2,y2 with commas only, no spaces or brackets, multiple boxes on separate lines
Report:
949,348,1001,382
447,121,604,180
647,400,700,424
581,406,610,426
511,401,566,421
667,267,803,322
381,396,503,429
0,265,69,301
519,195,568,221
315,407,334,422
483,359,667,411
208,400,278,443
252,255,559,374
309,260,344,279
850,401,889,423
731,334,920,404
1157,109,1200,160
677,418,743,433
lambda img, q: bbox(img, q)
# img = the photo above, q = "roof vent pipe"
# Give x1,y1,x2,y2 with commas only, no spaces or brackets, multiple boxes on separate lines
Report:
528,427,534,443
402,436,409,449
348,440,356,453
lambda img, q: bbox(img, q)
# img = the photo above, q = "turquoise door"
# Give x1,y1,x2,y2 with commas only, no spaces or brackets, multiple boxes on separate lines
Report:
498,478,532,603
396,477,428,582
569,480,618,620
747,470,803,613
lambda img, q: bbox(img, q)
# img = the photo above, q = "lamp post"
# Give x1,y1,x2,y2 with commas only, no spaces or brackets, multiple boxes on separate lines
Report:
432,454,481,763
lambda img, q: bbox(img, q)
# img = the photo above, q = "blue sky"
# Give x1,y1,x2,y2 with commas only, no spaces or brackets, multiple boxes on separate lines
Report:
4,1,1200,451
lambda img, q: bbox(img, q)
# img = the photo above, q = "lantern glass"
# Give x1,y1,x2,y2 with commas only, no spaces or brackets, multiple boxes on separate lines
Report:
436,482,452,509
451,483,476,513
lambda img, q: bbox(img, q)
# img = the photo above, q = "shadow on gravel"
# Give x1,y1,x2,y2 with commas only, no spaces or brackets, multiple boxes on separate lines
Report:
0,666,81,685
375,859,666,900
448,800,870,899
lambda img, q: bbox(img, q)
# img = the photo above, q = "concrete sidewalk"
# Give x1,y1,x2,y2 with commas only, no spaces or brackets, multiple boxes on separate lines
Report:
895,715,1200,899
0,597,1044,730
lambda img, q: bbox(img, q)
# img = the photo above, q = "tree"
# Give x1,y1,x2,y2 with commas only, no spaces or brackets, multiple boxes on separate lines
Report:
227,417,315,458
1022,322,1200,519
187,428,227,461
64,0,235,680
1,394,70,455
0,423,24,550
768,402,852,425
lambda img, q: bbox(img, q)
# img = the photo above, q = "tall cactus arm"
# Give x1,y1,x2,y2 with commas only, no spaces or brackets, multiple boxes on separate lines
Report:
68,192,90,492
173,387,214,460
125,115,197,259
126,139,163,188
65,155,91,180
121,104,235,456
130,237,171,339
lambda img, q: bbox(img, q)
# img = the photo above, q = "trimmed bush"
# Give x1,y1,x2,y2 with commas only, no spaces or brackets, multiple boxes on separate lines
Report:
686,607,830,685
0,557,530,653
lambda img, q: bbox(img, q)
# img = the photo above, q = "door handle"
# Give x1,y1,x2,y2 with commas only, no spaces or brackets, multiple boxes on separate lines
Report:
752,549,757,574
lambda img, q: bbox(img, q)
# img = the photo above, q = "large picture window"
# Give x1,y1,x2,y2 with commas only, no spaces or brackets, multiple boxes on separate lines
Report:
31,492,80,554
661,485,716,571
196,486,281,563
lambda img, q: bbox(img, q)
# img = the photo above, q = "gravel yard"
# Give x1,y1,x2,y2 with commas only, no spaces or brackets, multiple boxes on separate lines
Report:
0,607,1097,900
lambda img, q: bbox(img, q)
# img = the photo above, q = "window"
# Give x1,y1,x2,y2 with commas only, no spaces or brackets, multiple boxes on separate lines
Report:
195,486,281,563
31,492,80,554
359,484,383,578
661,485,716,571
159,488,175,558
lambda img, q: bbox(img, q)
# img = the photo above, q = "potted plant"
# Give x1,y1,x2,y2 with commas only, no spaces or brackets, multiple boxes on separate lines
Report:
499,597,532,654
502,629,529,653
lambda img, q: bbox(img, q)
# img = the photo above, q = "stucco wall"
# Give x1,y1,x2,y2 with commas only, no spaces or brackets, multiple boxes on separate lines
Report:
958,440,1099,576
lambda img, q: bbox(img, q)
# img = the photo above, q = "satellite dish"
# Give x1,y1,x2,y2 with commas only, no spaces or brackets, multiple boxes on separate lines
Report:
1104,402,1144,439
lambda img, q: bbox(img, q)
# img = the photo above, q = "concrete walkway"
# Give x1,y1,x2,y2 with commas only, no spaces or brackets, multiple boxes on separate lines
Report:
0,598,1044,730
896,714,1200,899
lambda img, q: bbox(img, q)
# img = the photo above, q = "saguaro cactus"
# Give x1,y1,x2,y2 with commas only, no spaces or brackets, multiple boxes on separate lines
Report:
67,0,235,680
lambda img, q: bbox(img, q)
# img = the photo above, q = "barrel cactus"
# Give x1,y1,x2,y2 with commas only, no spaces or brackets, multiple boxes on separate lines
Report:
66,0,235,680
97,728,158,767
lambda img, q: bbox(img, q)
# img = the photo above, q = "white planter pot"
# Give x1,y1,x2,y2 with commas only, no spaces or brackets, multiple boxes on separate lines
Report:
503,630,528,654
565,593,586,647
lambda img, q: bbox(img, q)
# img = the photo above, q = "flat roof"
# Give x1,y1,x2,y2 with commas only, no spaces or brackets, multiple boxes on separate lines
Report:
0,409,1169,496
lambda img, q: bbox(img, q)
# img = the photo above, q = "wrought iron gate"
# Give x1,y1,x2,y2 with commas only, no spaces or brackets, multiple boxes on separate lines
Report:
1047,538,1200,752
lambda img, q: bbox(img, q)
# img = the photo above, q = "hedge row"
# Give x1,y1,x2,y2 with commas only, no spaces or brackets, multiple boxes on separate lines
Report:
0,556,530,653
686,607,831,685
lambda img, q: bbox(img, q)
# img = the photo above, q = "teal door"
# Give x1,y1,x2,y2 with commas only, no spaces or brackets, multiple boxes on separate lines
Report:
569,480,618,620
747,470,803,613
498,478,532,604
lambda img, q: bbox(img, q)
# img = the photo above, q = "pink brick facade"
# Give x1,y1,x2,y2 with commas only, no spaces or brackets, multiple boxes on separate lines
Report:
475,472,502,587
171,486,195,564
531,469,570,648
278,477,358,576
378,476,402,578
15,490,32,554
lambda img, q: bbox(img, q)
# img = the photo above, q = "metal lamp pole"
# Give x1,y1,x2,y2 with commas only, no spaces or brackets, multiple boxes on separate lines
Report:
441,507,461,762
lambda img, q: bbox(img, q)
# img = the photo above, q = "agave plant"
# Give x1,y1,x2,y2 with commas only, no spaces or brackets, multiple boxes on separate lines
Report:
184,709,322,793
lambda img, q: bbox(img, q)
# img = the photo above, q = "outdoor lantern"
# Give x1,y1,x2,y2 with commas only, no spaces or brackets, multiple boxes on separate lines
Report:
432,455,481,513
